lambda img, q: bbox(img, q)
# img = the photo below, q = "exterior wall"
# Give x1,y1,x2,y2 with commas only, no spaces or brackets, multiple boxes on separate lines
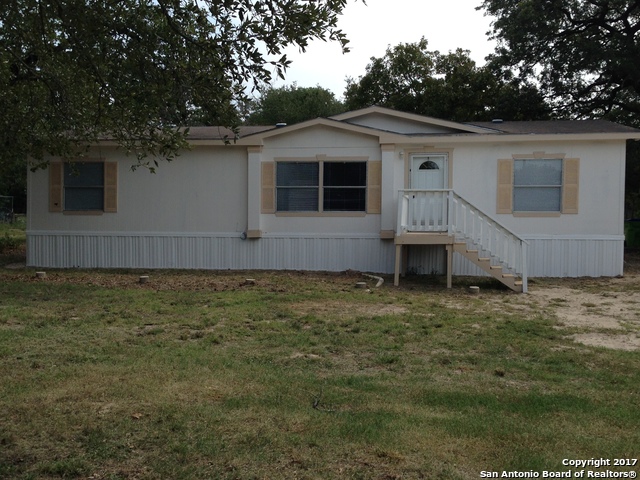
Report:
398,138,627,278
28,145,249,234
449,140,626,236
26,121,629,278
258,126,383,235
27,127,395,271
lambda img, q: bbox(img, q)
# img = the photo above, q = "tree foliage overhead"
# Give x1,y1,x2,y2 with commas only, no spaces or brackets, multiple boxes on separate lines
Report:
480,0,640,125
0,0,352,170
245,84,345,125
343,38,551,122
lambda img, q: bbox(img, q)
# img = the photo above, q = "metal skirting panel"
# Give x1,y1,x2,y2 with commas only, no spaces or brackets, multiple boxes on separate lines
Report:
523,236,624,277
26,233,624,277
405,245,492,277
26,233,397,273
406,237,624,278
405,245,447,275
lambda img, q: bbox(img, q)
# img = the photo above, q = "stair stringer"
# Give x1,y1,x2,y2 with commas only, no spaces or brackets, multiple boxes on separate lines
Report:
453,241,524,292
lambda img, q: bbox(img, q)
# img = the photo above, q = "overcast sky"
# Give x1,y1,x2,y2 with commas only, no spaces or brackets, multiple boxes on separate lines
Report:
270,0,497,99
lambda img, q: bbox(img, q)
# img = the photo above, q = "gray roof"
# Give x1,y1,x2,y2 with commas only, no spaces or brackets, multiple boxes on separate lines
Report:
179,118,640,141
467,119,640,135
184,125,274,140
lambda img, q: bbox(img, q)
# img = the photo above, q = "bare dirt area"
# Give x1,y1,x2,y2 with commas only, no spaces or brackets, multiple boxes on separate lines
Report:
526,284,640,350
522,250,640,350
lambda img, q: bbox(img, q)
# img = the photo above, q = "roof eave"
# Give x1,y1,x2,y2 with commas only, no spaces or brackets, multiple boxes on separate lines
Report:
394,132,640,144
330,106,496,134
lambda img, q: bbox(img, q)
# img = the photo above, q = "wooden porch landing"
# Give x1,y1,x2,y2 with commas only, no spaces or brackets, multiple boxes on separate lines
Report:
393,233,524,292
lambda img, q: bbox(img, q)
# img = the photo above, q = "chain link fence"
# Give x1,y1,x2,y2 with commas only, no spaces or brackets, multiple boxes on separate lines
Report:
0,196,14,223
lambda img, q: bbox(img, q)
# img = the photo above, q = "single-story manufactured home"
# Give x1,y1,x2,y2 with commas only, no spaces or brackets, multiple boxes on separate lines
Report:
26,106,640,292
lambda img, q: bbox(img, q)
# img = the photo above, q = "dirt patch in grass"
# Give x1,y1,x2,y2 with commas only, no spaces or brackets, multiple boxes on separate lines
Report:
527,286,640,330
524,254,640,350
290,301,408,318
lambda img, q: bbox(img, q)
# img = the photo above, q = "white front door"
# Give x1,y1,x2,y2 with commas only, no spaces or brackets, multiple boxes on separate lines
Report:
410,154,447,190
409,154,448,230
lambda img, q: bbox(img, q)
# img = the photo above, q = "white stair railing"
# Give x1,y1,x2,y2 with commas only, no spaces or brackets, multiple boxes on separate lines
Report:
397,189,449,233
397,189,528,292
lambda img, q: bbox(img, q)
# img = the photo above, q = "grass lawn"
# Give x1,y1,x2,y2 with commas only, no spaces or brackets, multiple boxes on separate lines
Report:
1,253,639,478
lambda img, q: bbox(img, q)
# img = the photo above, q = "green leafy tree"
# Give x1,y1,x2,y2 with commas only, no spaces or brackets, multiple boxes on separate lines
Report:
480,0,640,123
246,84,345,125
0,0,353,172
343,38,551,122
479,0,640,217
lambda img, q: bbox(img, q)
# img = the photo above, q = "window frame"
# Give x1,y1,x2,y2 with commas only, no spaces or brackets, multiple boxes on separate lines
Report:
49,159,118,214
274,158,369,215
512,158,563,213
64,161,106,212
496,153,579,216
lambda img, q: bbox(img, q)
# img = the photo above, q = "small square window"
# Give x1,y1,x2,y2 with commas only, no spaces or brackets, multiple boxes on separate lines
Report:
513,159,562,212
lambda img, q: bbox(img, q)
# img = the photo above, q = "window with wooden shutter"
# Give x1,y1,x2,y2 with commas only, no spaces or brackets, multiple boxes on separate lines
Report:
49,159,117,213
367,161,382,214
513,158,563,212
562,158,579,214
272,159,369,213
261,162,276,213
496,159,513,214
497,155,579,215
49,162,63,212
104,162,118,212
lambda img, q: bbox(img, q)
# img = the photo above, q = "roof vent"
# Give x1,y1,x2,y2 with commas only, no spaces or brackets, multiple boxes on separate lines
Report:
275,123,287,128
492,119,504,123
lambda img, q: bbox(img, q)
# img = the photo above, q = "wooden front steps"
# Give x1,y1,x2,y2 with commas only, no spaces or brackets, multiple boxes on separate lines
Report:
453,242,523,292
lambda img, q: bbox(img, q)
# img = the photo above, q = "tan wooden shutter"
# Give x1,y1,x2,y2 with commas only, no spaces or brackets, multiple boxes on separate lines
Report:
49,162,63,212
562,158,579,214
261,162,276,213
104,161,118,212
496,159,513,214
367,161,382,214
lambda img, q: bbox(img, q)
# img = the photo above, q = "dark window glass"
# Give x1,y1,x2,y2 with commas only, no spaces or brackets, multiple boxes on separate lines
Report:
276,162,318,186
323,187,366,211
419,160,439,170
64,162,104,210
324,162,366,187
323,162,366,212
276,161,367,212
276,163,319,211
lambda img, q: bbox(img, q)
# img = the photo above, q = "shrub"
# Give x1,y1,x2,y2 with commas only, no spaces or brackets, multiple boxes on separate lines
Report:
0,233,19,253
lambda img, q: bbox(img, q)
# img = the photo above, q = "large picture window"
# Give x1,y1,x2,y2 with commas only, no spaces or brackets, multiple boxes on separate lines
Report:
276,161,367,212
513,158,562,212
